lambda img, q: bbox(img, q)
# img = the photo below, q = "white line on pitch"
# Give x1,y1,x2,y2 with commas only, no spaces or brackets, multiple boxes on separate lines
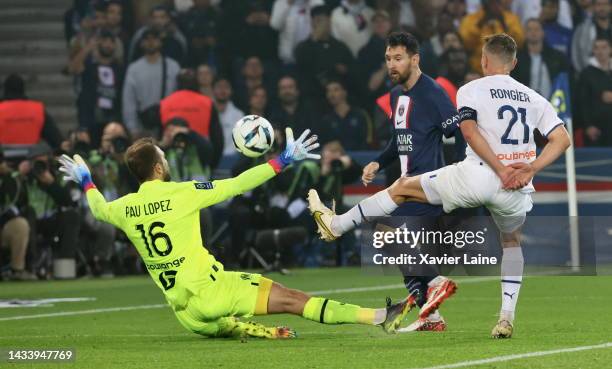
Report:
308,276,499,295
0,304,167,321
414,342,612,369
0,276,499,322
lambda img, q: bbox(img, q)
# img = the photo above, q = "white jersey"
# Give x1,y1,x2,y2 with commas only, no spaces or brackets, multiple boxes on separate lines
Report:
456,75,564,192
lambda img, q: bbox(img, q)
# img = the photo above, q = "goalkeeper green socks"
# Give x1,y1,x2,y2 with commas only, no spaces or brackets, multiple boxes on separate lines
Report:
302,297,385,325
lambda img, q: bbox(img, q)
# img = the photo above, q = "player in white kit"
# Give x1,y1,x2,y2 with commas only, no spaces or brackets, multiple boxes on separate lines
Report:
308,33,571,338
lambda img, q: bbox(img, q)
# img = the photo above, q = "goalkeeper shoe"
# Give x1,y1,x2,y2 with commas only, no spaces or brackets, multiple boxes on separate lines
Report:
307,189,339,242
380,296,415,334
419,276,457,319
397,316,447,333
240,321,296,339
491,319,513,339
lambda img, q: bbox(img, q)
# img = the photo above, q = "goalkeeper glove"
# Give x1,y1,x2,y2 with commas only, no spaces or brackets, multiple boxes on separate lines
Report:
270,128,320,172
58,154,95,191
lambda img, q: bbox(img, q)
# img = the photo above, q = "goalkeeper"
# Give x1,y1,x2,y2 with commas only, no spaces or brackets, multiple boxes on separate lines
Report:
59,128,412,339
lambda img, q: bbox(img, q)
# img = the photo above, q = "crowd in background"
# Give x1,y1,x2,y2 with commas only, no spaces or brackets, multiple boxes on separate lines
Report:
0,0,610,280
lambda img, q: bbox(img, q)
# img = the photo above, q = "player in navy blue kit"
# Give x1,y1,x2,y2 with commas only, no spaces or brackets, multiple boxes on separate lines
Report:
358,32,464,332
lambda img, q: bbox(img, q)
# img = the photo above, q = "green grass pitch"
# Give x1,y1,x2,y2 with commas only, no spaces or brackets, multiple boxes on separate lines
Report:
1,268,611,369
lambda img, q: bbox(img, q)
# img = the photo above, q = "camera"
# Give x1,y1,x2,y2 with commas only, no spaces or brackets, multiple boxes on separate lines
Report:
32,159,49,177
73,140,92,159
111,136,129,154
172,132,189,149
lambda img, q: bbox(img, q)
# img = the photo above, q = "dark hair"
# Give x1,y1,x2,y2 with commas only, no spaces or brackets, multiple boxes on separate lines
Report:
385,32,420,55
483,33,517,63
310,5,330,18
151,4,170,15
125,138,162,183
325,78,347,91
177,69,199,91
594,36,611,46
541,0,560,5
141,28,161,40
3,74,25,98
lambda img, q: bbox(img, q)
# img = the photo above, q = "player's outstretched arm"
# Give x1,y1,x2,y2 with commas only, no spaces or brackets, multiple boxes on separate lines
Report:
200,128,320,207
58,154,113,224
460,120,514,186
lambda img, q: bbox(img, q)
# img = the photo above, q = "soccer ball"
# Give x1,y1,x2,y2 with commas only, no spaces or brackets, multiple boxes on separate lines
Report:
232,115,275,158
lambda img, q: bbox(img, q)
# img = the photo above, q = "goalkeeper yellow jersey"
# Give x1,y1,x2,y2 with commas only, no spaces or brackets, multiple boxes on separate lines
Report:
85,162,277,310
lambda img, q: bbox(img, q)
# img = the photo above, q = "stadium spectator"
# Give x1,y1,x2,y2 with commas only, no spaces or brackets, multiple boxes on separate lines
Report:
270,0,325,65
219,0,278,66
321,80,372,150
94,121,138,197
127,5,188,66
160,118,216,181
444,0,468,28
60,128,117,278
68,6,125,71
269,75,319,134
373,0,401,30
358,10,393,104
436,48,471,106
572,0,611,73
429,13,462,58
179,0,221,69
122,29,180,136
213,77,245,155
508,0,541,24
459,0,524,72
17,148,81,279
247,86,270,117
314,140,362,204
540,0,573,58
330,0,374,57
160,69,224,167
573,0,595,25
233,56,275,112
70,30,124,145
577,38,612,146
0,152,36,281
197,64,216,97
512,18,568,99
104,0,129,50
0,74,63,149
295,5,355,107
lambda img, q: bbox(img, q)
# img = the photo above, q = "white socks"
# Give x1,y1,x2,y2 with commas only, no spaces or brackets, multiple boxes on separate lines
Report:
330,190,398,235
500,247,524,322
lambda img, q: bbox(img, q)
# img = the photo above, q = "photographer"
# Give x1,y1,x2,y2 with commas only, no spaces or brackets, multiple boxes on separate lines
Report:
315,140,362,206
64,125,132,277
160,118,214,182
0,149,36,281
17,145,81,279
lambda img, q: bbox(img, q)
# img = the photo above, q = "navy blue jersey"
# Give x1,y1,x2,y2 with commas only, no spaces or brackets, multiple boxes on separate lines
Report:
375,74,463,216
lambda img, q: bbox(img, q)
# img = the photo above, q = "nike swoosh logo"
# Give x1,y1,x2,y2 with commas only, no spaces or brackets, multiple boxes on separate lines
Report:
313,211,335,238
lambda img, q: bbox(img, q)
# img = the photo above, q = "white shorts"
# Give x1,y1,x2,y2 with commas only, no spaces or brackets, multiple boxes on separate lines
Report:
420,160,533,233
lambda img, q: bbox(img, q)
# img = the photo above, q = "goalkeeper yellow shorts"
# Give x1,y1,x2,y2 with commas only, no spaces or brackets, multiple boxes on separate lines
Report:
175,266,273,336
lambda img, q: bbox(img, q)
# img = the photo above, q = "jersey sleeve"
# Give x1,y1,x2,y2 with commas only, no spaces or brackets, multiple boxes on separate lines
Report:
537,97,565,137
433,87,461,138
456,84,479,125
86,188,122,228
187,161,278,209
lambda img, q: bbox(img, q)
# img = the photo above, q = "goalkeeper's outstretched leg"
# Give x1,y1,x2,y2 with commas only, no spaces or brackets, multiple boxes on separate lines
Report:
260,281,414,336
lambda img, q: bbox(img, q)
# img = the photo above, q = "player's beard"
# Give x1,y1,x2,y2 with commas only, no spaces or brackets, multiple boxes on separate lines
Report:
390,67,411,86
